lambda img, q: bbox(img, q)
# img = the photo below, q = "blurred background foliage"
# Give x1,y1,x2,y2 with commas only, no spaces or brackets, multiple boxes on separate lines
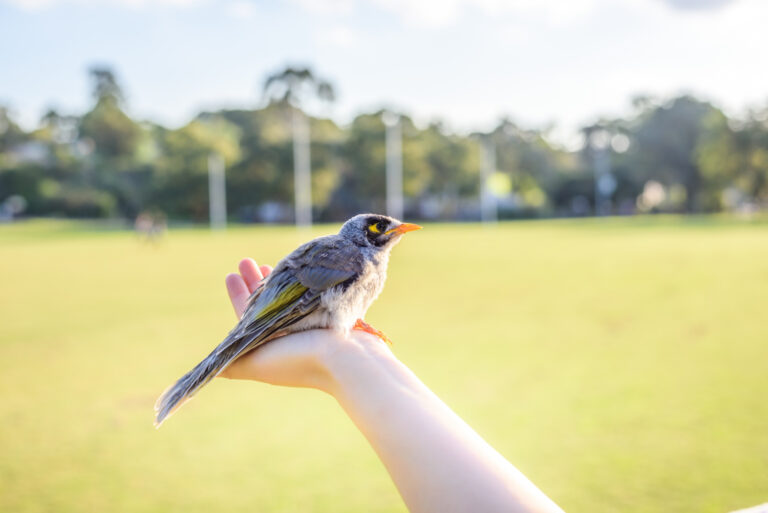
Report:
1,65,767,223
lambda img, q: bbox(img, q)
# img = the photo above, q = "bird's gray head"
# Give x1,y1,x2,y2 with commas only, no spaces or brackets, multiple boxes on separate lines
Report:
339,213,422,249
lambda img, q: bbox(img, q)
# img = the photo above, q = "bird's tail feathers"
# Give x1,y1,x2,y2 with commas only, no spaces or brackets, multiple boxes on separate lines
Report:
154,330,253,428
154,284,319,428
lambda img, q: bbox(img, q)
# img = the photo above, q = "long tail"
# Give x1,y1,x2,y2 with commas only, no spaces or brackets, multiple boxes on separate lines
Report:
154,331,256,428
154,274,319,427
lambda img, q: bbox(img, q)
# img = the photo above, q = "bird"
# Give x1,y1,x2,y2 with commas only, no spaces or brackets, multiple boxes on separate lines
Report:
154,213,421,427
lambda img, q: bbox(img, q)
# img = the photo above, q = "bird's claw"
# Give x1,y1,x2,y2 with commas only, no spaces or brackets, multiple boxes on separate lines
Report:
353,319,392,345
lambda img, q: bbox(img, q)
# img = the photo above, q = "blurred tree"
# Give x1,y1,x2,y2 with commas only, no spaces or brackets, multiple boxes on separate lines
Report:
309,116,345,218
627,95,723,212
697,104,768,208
38,108,80,170
2,72,765,221
262,67,335,107
576,120,643,215
215,106,293,220
0,106,118,218
152,116,241,220
400,116,432,200
88,66,124,104
0,106,27,156
262,66,336,225
332,112,387,217
334,114,479,220
737,106,768,203
418,121,479,218
79,67,139,160
491,119,563,209
208,105,341,222
77,66,144,216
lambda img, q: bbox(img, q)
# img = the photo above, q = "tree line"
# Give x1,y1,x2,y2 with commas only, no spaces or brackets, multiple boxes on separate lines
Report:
0,65,766,222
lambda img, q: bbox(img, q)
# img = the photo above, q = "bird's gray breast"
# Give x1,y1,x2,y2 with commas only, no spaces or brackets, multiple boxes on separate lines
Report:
320,252,389,330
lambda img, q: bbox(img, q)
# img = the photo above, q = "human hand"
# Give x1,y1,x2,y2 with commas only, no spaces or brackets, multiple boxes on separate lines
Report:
218,258,386,394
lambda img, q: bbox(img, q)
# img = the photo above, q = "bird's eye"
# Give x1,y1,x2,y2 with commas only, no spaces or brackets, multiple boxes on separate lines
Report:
368,223,381,234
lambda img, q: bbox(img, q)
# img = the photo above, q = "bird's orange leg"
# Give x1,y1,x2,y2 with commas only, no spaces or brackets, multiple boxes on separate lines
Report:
353,319,392,345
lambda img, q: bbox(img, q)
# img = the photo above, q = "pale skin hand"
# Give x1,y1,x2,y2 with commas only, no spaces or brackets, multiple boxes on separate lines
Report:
220,258,565,513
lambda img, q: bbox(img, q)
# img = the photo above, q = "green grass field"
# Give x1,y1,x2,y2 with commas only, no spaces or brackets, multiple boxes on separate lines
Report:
1,217,767,512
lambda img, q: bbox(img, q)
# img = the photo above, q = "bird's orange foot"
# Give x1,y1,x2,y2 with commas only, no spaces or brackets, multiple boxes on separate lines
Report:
353,319,392,345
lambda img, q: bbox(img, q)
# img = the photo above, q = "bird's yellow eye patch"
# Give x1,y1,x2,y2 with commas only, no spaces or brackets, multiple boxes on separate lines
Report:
368,223,381,234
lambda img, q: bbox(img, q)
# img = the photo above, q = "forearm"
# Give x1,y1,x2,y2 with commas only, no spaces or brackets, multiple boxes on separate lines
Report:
323,336,564,513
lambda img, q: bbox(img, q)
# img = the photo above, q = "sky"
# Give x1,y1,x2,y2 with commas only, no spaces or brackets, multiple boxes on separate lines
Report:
1,0,767,147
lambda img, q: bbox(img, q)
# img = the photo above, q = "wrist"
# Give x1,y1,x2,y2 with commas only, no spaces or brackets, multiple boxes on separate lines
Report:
317,330,400,397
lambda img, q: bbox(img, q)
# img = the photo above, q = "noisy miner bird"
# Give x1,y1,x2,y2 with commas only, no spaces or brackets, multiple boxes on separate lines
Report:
154,213,421,426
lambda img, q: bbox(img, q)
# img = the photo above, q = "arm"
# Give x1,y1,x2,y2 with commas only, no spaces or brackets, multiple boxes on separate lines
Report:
222,259,564,513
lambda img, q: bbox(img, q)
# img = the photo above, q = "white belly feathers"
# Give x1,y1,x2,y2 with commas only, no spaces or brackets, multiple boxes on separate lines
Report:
321,258,386,331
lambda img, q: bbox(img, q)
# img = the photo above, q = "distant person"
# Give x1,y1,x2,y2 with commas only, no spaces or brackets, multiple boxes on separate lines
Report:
149,211,167,241
219,257,565,513
0,195,27,222
135,210,166,244
134,212,153,238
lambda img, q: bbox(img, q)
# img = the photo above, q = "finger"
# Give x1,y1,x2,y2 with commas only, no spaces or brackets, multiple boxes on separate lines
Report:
225,273,250,318
259,265,273,278
239,258,263,293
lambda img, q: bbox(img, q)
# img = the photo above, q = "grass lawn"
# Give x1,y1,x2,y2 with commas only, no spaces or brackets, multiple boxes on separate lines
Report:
1,216,767,512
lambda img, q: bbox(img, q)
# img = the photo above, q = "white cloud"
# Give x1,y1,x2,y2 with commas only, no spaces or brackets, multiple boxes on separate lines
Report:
338,0,744,29
368,0,605,28
286,0,606,28
226,0,256,19
660,0,736,10
289,0,355,15
474,0,602,23
3,0,203,11
371,0,463,27
317,25,360,47
3,0,56,9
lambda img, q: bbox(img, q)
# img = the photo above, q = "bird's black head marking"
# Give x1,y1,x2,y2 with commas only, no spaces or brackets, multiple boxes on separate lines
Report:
339,213,401,248
363,215,395,246
339,213,421,248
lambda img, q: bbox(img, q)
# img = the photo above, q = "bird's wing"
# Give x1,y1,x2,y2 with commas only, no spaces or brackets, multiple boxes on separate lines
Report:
235,235,363,346
285,234,365,290
242,235,362,309
154,236,363,426
232,271,315,348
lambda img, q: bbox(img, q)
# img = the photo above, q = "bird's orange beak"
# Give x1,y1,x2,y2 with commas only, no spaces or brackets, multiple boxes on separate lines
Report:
386,222,422,236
